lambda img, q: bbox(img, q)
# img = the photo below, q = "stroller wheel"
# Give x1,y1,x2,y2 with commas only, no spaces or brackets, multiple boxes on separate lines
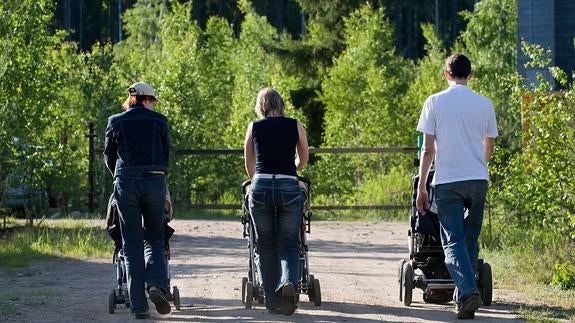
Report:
241,277,248,304
307,274,315,301
398,259,406,302
402,262,414,306
478,262,493,306
108,290,116,314
312,278,321,306
423,292,430,303
172,286,181,310
244,281,254,309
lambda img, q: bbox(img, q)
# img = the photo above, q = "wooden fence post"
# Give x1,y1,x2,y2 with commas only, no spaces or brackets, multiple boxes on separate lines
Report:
86,122,96,213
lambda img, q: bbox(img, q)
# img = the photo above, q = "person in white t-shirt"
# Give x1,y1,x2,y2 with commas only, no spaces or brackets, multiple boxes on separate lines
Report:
416,53,498,320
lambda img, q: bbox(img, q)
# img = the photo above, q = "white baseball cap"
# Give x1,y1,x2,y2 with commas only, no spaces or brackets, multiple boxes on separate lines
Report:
128,82,159,101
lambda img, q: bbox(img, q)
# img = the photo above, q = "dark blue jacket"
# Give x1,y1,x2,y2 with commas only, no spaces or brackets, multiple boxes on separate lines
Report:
103,105,169,177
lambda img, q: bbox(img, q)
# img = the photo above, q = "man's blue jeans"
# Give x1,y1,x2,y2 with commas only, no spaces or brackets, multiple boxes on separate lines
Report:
248,177,303,309
114,170,167,313
434,180,488,303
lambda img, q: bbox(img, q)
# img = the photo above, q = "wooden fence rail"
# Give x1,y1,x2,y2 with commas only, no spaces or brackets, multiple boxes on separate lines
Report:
175,146,418,156
87,121,418,212
175,146,418,211
186,204,408,211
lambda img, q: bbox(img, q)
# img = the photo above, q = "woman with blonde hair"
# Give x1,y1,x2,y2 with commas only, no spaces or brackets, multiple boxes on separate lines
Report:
243,87,309,315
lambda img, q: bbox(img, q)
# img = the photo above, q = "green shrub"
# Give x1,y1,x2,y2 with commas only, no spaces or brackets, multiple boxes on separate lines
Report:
552,262,575,290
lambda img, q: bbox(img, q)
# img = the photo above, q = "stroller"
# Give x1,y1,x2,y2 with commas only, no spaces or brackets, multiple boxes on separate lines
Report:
398,170,493,307
240,176,322,309
106,189,181,314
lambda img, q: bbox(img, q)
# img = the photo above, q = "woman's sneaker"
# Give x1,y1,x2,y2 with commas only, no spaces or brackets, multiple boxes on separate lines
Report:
148,286,171,315
281,283,297,316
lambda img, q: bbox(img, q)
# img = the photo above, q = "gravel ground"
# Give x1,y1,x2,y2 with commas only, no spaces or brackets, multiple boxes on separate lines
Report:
0,219,524,322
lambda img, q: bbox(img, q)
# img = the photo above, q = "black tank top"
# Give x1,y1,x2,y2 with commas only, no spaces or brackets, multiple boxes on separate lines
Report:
252,117,298,176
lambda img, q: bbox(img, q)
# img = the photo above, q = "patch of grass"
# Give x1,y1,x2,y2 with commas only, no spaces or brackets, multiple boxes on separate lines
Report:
0,288,58,320
482,247,575,322
518,304,575,322
311,209,408,221
0,220,112,268
0,302,18,321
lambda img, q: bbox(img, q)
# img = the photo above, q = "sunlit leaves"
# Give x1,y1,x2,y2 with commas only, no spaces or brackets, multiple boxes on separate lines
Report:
314,3,412,198
496,41,575,243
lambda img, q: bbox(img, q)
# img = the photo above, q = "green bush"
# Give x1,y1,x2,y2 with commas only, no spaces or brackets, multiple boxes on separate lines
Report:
552,262,575,290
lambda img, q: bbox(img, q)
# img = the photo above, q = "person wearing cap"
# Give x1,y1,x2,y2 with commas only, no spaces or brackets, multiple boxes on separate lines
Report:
243,87,309,315
416,54,498,319
103,81,171,319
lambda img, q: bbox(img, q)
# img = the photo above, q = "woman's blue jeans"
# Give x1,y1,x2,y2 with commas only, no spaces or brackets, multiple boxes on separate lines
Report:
114,170,167,313
248,177,303,309
434,180,488,303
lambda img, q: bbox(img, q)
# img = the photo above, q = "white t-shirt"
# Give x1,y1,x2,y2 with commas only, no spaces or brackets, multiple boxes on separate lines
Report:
417,84,498,185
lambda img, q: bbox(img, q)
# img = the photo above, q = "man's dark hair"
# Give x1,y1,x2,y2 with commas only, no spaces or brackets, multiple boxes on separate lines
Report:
445,54,471,78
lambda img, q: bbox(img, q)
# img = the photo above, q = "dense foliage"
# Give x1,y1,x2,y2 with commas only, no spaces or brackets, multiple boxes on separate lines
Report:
1,0,574,288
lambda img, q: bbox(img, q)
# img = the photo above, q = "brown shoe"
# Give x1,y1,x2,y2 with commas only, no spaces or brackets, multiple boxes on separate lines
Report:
457,293,481,319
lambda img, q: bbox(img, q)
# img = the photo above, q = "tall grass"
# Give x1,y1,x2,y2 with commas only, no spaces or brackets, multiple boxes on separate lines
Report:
0,220,111,267
482,247,575,321
480,214,575,322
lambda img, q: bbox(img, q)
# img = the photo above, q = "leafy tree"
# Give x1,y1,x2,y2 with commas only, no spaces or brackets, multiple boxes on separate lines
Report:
225,0,305,148
492,41,575,287
456,0,519,151
314,4,411,200
108,0,308,205
497,42,575,239
112,0,241,205
81,42,124,207
296,0,365,50
112,0,165,84
0,0,83,216
400,23,447,147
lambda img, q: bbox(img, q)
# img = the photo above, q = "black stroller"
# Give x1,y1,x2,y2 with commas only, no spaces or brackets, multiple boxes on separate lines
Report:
106,190,181,314
398,170,493,306
240,176,322,309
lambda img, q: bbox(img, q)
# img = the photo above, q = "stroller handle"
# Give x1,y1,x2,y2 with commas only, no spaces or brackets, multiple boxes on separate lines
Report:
242,180,251,194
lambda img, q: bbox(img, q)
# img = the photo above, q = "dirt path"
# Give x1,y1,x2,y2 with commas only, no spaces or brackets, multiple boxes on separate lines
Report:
0,219,522,322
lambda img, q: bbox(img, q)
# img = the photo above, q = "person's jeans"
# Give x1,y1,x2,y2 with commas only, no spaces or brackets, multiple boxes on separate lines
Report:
114,170,167,313
434,180,488,303
248,177,303,309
